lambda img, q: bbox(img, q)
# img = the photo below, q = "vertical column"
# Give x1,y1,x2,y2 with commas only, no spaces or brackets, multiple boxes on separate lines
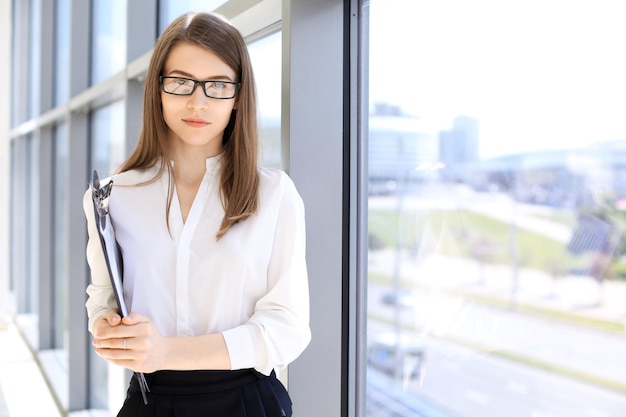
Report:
126,0,157,63
36,0,56,350
66,0,91,411
37,127,53,349
282,0,348,416
67,109,89,411
125,0,157,157
11,138,28,314
125,79,146,156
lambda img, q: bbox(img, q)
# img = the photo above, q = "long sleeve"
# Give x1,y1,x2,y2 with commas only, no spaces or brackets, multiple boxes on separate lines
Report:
222,173,311,375
83,189,117,333
83,163,311,374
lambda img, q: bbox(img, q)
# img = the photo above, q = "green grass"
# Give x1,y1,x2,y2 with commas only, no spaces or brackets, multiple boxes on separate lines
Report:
368,208,618,276
368,271,625,334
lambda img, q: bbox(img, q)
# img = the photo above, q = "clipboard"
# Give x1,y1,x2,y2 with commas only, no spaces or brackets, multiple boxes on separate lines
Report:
90,170,150,405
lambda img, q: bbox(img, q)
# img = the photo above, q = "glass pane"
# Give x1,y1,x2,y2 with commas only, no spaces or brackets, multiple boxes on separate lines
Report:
248,31,282,169
158,0,228,33
90,100,126,178
29,0,41,118
52,123,68,349
54,0,70,106
91,0,127,85
365,2,626,417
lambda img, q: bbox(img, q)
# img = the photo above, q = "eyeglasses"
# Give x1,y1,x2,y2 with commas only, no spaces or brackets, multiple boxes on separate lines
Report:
159,76,240,99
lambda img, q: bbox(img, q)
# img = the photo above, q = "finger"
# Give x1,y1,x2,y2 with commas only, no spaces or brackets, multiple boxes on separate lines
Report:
94,346,134,363
93,336,131,352
95,354,139,372
121,312,150,325
92,311,120,338
103,308,122,326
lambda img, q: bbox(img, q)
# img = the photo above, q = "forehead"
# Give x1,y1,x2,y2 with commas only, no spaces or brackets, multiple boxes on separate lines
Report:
163,42,236,79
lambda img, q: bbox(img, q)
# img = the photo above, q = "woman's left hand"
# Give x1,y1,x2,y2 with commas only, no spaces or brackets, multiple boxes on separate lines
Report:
92,312,167,373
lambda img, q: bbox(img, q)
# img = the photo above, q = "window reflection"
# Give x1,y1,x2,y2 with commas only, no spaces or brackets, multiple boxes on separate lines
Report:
366,2,626,417
91,0,127,85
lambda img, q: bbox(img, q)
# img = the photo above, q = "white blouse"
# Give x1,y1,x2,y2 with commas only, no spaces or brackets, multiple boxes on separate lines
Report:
83,155,311,375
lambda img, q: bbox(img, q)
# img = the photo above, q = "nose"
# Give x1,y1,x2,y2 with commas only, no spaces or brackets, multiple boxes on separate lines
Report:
187,86,208,110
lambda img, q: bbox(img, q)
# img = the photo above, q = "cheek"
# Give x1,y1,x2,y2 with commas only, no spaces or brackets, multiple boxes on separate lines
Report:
160,99,178,126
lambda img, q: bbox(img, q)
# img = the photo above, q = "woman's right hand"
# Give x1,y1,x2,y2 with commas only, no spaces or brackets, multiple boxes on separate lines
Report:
91,308,135,368
92,308,123,339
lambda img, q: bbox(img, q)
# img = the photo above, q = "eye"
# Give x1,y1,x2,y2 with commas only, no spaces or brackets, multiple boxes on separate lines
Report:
211,81,226,89
175,78,188,85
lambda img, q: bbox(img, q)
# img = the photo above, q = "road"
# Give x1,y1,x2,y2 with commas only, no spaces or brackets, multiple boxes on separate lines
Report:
366,284,626,417
368,333,626,417
366,189,626,416
369,282,626,385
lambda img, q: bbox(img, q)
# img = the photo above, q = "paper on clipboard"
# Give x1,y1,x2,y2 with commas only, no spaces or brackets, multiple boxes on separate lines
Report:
90,170,150,405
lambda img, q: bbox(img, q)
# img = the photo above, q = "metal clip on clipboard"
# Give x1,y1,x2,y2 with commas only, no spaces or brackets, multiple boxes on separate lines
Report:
90,170,150,405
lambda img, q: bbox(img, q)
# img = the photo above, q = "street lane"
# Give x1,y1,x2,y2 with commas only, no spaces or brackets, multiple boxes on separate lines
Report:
367,324,626,417
368,282,626,387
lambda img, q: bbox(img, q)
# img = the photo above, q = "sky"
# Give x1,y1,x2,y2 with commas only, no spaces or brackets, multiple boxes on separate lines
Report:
368,0,626,158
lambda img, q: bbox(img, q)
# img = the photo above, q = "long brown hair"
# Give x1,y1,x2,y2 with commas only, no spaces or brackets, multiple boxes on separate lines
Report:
117,12,260,239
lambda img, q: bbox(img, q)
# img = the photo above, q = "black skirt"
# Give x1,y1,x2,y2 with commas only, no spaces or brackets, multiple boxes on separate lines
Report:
117,369,292,417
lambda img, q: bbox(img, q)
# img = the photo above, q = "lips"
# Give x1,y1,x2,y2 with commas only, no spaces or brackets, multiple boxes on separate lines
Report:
182,118,209,128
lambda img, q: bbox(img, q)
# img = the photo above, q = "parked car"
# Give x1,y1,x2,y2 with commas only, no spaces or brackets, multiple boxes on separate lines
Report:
367,331,425,381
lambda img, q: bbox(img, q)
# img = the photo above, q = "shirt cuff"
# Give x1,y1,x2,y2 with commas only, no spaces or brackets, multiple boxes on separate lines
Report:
222,325,256,371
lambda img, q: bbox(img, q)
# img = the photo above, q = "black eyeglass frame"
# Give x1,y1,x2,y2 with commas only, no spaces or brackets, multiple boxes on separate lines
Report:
159,76,241,99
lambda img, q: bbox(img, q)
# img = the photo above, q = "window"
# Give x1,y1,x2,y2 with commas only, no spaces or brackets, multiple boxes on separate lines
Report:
91,0,127,85
248,30,282,169
54,0,70,106
365,1,626,416
90,100,126,178
28,0,41,118
158,0,228,33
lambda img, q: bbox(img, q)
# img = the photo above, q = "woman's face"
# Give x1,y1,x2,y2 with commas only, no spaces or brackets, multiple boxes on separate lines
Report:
161,42,238,157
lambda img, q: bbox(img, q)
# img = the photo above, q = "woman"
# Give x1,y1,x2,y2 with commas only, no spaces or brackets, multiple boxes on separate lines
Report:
84,12,310,417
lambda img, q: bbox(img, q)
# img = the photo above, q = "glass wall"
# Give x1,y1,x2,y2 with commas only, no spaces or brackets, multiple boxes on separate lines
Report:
54,0,70,106
28,0,41,118
90,101,127,178
91,0,127,85
158,0,227,33
365,1,626,417
248,30,282,169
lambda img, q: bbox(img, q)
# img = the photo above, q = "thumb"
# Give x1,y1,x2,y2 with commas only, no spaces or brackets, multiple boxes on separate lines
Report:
121,312,149,325
103,309,122,326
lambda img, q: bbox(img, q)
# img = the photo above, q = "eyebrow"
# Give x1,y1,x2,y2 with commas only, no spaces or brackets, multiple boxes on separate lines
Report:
167,69,235,81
